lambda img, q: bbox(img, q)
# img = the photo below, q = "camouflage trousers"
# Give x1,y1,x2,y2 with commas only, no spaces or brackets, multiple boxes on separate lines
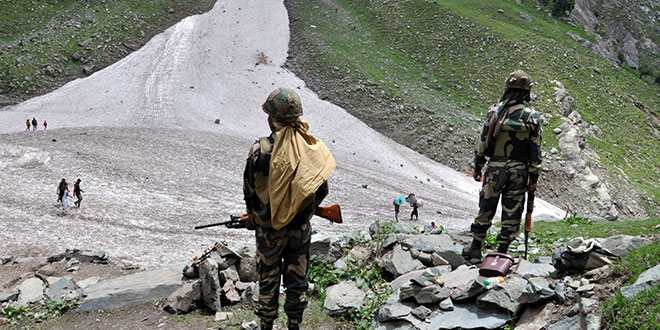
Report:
255,220,311,328
471,160,529,244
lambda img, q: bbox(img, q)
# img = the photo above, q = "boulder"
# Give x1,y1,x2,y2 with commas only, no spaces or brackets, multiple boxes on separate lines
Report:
199,258,223,312
165,280,201,314
477,276,527,313
310,234,343,260
377,302,412,322
429,304,509,329
77,277,101,289
453,279,487,302
323,281,365,315
219,264,240,284
402,234,465,268
621,264,660,300
382,246,424,278
597,235,651,258
412,284,450,304
431,252,449,266
47,249,108,263
15,278,45,306
237,246,258,283
389,265,451,290
518,277,555,304
214,242,242,260
45,277,83,301
79,262,186,311
514,259,555,277
514,301,555,330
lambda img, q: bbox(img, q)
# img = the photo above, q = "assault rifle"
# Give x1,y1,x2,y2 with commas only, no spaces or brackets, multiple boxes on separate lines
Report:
182,245,217,273
194,204,343,230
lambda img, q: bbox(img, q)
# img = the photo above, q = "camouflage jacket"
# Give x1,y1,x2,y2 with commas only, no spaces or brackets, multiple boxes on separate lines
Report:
474,100,543,183
243,131,329,228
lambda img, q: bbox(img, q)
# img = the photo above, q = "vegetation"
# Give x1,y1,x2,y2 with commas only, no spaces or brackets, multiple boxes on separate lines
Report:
550,0,575,17
0,298,78,326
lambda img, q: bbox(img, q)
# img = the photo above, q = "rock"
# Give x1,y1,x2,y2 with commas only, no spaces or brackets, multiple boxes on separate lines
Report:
382,246,424,278
576,284,595,293
235,281,250,292
215,311,234,321
621,264,660,299
15,278,45,306
45,277,82,301
597,235,651,257
515,259,555,277
439,298,454,311
237,246,258,283
165,280,201,314
389,265,452,290
219,264,240,284
555,283,567,303
443,265,479,290
310,234,342,260
429,304,509,329
411,305,431,320
214,118,220,124
377,302,412,322
0,256,12,265
401,234,465,268
79,262,186,311
569,297,598,315
553,128,562,134
369,220,404,237
240,282,259,305
77,277,100,289
534,256,553,264
417,252,432,264
37,264,58,277
413,284,450,304
67,266,80,272
546,315,579,330
584,265,610,280
47,249,108,263
431,252,449,266
78,38,92,47
323,281,365,315
519,12,532,21
453,279,487,301
168,8,175,14
198,259,222,312
215,242,242,260
518,277,555,304
83,65,95,76
347,245,373,260
0,290,19,303
334,259,348,270
477,276,527,313
514,301,555,330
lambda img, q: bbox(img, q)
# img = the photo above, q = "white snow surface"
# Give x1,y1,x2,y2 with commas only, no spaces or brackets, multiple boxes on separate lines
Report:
0,1,564,268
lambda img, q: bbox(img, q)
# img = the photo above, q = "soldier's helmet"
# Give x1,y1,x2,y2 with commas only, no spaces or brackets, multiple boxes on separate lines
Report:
505,70,534,91
262,88,303,118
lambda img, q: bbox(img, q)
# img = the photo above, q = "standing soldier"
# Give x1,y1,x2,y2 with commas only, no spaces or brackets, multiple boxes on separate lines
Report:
463,70,542,261
243,88,335,330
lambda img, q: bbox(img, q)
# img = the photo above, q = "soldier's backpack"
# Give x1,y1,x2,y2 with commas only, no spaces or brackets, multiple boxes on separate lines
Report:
551,237,619,273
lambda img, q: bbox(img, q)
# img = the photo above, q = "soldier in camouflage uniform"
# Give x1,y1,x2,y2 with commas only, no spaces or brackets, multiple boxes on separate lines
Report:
244,88,334,330
463,70,542,260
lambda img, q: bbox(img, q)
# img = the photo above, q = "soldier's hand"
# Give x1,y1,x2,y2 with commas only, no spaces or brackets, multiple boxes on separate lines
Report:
528,184,537,194
473,172,482,182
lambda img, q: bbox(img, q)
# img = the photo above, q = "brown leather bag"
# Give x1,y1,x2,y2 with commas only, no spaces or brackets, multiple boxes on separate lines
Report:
479,252,515,277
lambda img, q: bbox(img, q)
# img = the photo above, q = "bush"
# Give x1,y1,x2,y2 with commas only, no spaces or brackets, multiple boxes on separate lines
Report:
551,0,575,17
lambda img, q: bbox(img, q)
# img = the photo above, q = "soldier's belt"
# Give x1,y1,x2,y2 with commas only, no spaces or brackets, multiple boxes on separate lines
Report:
488,158,528,166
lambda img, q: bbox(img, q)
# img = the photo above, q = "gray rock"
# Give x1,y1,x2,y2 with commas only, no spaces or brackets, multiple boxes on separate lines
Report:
215,311,234,321
389,265,452,290
576,284,595,293
383,246,425,278
553,128,562,134
453,279,487,301
569,297,598,315
45,277,82,301
518,277,555,304
519,12,532,21
443,265,479,290
235,281,251,292
79,262,186,311
237,246,258,283
515,259,555,277
597,235,651,257
546,315,579,330
165,280,201,314
15,278,45,306
402,234,465,268
411,305,431,320
431,252,449,266
240,282,259,305
323,281,365,315
514,301,554,330
439,298,454,311
413,284,450,304
533,256,553,264
478,276,527,313
417,252,432,264
47,249,108,263
555,283,567,303
77,277,101,289
219,264,240,284
198,258,222,312
0,290,19,303
429,304,509,329
621,264,660,299
377,302,412,322
310,234,342,260
584,265,610,280
37,264,58,277
0,256,12,265
214,243,242,260
334,259,348,270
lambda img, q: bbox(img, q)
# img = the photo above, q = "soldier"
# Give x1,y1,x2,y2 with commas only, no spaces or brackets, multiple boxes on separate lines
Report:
243,88,335,330
463,70,542,260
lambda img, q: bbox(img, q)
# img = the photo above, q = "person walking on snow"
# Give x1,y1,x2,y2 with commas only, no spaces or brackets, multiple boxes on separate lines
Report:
26,119,31,131
31,118,37,131
61,182,71,214
393,197,404,222
43,120,47,130
57,178,67,204
73,179,84,208
406,193,423,220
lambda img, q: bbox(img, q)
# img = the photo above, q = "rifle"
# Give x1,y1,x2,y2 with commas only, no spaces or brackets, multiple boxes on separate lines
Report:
182,245,217,273
524,192,535,260
194,204,343,230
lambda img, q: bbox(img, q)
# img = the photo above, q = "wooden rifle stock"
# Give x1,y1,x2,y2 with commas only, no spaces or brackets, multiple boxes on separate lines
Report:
315,204,342,224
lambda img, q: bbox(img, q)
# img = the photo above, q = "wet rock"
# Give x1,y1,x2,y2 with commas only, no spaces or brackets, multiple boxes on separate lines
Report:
621,264,660,299
165,280,201,314
323,281,365,315
518,277,555,304
15,278,45,307
382,246,424,278
377,302,412,322
45,277,83,301
478,276,527,313
199,259,222,312
429,304,509,329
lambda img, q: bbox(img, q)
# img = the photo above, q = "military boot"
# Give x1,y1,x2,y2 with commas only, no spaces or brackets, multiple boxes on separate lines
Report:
462,240,482,260
497,243,510,254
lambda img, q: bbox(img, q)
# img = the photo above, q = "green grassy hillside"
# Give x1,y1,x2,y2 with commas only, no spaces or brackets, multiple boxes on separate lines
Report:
285,0,660,217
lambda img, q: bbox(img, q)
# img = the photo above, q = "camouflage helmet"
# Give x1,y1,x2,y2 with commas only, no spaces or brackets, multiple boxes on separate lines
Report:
505,70,534,91
262,88,303,118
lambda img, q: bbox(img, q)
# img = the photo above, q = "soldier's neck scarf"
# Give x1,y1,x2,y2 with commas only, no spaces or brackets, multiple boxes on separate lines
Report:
268,117,336,230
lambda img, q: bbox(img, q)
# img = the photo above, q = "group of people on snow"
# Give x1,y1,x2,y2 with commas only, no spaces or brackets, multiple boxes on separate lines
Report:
57,178,84,215
25,117,47,131
393,193,424,222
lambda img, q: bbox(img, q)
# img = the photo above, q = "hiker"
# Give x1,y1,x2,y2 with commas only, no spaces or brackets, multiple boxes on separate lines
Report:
57,178,67,204
43,120,47,130
406,193,423,220
31,118,37,131
26,119,31,131
73,179,84,208
463,70,543,261
393,197,404,222
243,88,335,330
61,182,71,214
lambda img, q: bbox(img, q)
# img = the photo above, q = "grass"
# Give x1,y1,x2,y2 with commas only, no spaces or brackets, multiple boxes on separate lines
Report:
287,0,660,216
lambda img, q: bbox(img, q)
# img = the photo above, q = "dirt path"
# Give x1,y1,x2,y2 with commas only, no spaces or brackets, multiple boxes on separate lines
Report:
0,0,564,269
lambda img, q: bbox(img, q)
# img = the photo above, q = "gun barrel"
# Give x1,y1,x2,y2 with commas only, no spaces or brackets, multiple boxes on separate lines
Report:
194,221,230,230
